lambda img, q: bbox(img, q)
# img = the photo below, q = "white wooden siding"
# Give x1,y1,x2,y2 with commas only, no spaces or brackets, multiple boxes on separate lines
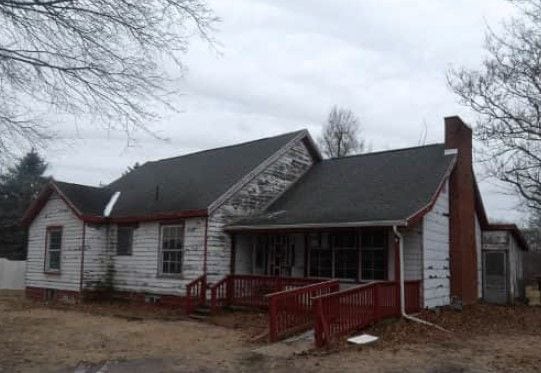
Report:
108,218,206,296
403,224,423,281
422,180,450,308
81,224,109,290
26,194,83,291
206,140,314,283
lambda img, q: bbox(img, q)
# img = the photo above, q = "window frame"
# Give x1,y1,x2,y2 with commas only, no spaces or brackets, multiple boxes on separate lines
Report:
359,229,388,281
116,225,135,256
308,232,333,278
307,230,389,282
158,223,185,277
308,231,359,281
44,226,63,273
331,232,359,280
253,236,267,271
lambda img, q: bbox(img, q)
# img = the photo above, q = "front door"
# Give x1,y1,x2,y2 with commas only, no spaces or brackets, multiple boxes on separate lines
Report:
483,250,508,304
268,235,294,276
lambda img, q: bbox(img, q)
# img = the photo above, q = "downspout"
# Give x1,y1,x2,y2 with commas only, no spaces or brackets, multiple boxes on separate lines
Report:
393,225,450,332
79,222,86,296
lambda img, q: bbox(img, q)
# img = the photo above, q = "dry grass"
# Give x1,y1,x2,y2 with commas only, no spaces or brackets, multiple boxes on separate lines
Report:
2,291,541,372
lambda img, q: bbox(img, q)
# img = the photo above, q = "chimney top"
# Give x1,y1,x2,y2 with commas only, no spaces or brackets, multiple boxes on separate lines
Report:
444,116,472,150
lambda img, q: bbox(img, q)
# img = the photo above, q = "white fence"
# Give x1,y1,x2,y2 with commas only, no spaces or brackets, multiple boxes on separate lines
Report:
0,258,26,290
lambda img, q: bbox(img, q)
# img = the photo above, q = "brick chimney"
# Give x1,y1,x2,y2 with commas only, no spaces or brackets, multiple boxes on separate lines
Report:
444,116,478,305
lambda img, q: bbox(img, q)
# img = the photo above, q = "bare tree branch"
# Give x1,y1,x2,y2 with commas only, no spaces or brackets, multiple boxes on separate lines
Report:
0,0,218,159
318,106,365,158
448,0,541,213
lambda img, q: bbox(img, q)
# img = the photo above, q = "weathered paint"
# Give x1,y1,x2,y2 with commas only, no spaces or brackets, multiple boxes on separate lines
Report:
107,218,206,296
26,193,83,292
422,180,450,308
402,224,423,281
81,223,109,290
206,139,315,283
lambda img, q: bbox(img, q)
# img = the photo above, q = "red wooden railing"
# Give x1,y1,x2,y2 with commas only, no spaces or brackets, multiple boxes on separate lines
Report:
210,276,230,311
266,279,340,342
405,280,422,313
209,274,326,312
313,280,422,347
184,274,207,314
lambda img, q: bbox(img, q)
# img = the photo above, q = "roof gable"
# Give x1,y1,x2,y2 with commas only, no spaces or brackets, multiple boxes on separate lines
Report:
22,130,316,225
21,181,113,225
107,130,313,218
228,143,456,229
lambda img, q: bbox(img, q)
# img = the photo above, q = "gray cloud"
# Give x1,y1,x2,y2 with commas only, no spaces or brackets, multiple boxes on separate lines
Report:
37,0,524,223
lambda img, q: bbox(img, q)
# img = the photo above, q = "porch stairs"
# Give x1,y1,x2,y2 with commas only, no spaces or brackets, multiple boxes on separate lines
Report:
188,304,211,321
184,274,422,347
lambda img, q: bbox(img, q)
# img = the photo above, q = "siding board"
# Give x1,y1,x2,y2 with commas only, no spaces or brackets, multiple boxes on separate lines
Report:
422,180,451,308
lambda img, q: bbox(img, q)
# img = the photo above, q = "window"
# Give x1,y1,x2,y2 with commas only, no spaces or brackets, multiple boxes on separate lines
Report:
254,236,266,270
160,224,184,275
332,233,358,279
361,230,387,280
116,226,134,255
45,227,62,272
309,233,333,278
309,232,358,279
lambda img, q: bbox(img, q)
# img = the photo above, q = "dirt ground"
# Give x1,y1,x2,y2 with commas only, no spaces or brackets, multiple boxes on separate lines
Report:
1,291,541,372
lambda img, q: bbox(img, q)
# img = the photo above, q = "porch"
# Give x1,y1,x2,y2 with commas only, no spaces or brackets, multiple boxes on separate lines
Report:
232,228,408,285
184,228,423,346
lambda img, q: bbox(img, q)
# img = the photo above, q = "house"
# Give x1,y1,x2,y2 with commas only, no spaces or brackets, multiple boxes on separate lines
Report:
22,116,529,308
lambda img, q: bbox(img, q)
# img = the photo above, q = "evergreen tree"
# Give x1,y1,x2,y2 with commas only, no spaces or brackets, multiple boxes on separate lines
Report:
122,162,141,176
0,150,48,259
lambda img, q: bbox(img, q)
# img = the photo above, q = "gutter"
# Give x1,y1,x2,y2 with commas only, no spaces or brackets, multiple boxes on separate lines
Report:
393,225,450,332
226,219,407,232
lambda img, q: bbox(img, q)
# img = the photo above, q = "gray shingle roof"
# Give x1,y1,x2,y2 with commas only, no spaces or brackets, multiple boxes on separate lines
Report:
227,144,456,229
68,130,306,218
53,181,114,216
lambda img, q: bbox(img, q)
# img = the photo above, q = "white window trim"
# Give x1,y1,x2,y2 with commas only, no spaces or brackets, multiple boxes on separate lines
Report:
158,223,185,277
45,227,62,273
116,225,134,256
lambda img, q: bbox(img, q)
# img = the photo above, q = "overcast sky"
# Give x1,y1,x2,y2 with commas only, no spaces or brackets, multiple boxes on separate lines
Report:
39,0,525,223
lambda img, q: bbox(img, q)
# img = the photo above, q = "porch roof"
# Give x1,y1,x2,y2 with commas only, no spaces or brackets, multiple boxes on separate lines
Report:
227,143,456,231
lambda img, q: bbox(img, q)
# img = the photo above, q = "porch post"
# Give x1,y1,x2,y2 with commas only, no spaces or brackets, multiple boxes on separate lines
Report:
230,233,236,275
304,232,309,277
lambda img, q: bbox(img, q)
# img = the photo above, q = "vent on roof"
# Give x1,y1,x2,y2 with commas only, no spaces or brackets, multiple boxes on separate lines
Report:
103,191,121,217
103,192,120,217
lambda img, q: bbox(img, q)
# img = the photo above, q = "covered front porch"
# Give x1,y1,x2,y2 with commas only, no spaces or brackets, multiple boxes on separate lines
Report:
232,228,402,285
199,227,424,346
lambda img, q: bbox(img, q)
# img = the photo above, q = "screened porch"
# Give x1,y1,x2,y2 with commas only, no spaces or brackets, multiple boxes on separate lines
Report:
232,228,400,284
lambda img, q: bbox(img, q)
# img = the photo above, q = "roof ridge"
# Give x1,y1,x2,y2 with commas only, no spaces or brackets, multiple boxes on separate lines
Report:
53,179,105,190
147,129,307,165
321,143,445,162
